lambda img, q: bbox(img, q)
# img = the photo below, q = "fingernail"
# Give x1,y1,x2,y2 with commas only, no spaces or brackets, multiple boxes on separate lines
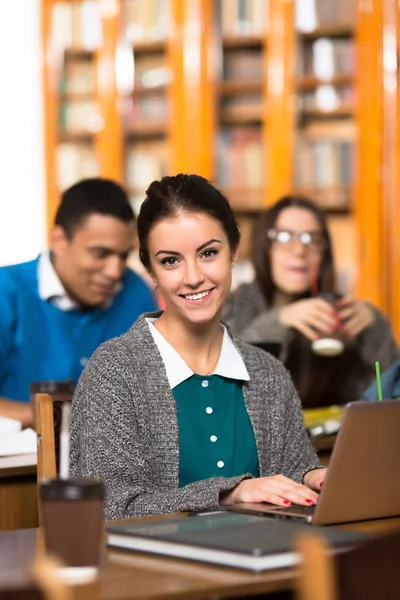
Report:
305,499,313,504
283,500,290,505
319,482,323,488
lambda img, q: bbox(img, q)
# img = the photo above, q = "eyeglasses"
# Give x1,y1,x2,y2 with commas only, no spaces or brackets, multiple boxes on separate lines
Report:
267,228,325,251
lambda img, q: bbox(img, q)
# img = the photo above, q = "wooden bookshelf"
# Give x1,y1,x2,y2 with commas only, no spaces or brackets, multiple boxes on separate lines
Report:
41,0,400,335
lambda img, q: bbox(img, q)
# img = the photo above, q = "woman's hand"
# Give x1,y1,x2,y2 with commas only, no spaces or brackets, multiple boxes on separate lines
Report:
220,475,320,508
279,298,337,341
302,467,327,492
338,298,375,337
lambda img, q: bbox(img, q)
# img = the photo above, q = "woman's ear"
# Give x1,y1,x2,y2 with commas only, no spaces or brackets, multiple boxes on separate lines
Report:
231,247,239,266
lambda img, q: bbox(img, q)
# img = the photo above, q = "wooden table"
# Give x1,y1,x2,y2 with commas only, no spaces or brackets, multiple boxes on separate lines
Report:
0,516,399,600
0,454,38,531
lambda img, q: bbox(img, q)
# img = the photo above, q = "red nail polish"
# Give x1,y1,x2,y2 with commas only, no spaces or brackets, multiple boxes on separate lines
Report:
305,499,313,504
319,482,323,488
283,500,290,505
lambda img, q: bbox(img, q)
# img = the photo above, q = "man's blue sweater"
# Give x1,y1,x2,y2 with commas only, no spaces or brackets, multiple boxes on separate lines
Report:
0,257,157,402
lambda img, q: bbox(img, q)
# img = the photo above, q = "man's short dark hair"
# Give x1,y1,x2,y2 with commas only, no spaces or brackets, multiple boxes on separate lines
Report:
55,178,135,238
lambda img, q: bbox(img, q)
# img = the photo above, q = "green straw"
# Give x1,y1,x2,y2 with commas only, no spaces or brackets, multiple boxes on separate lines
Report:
375,361,383,401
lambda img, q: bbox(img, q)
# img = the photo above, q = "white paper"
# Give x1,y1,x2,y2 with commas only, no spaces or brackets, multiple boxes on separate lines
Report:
0,416,22,436
0,428,37,456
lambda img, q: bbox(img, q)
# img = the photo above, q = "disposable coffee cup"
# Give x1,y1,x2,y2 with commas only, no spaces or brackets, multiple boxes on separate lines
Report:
40,478,105,583
311,293,345,357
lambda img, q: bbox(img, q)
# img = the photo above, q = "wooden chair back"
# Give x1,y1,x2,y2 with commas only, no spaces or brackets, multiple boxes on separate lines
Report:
295,528,400,600
0,556,72,600
35,390,73,482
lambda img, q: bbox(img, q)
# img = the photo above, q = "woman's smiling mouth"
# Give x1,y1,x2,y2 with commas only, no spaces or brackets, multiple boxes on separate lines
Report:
181,288,215,303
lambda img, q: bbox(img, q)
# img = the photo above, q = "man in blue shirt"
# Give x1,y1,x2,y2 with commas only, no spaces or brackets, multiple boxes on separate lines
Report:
0,178,157,426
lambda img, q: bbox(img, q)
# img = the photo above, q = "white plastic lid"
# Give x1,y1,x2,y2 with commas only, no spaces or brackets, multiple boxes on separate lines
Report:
311,338,344,356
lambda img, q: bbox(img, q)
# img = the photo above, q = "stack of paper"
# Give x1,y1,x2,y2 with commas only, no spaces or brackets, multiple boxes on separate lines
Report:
0,417,37,456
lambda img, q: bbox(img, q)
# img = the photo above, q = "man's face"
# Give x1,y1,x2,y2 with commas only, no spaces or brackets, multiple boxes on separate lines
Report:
51,214,135,307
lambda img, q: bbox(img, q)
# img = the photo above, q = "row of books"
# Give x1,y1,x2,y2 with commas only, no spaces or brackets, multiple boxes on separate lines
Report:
298,85,354,114
56,143,99,191
295,0,355,33
295,138,353,191
60,59,96,96
223,49,263,82
124,0,171,44
124,96,168,129
59,101,101,134
217,126,264,189
125,142,167,191
51,1,102,51
133,55,170,89
299,39,354,78
219,0,268,37
220,94,262,122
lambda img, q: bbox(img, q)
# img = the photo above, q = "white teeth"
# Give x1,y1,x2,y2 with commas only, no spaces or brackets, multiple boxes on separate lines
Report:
184,290,211,301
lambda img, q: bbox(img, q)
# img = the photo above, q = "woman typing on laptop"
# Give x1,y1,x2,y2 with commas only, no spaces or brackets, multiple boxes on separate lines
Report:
69,175,326,521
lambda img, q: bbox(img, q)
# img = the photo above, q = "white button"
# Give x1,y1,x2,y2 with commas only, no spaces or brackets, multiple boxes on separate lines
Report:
80,356,88,367
205,407,213,414
217,460,224,468
201,380,209,388
210,435,217,442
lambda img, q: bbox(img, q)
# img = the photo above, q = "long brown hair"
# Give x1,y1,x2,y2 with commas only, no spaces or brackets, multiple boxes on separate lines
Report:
252,195,336,305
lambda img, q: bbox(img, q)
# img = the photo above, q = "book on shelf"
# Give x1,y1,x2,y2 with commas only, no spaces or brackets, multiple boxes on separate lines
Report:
133,54,170,89
217,126,264,192
220,94,263,122
51,1,102,51
124,0,170,44
220,0,269,37
62,59,96,96
300,38,354,78
56,143,99,190
107,511,369,572
58,100,99,134
299,85,354,114
295,139,353,198
223,49,263,81
295,0,356,33
125,141,166,191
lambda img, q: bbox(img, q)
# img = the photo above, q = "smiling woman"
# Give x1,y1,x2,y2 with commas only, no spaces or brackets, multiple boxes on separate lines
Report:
70,175,326,521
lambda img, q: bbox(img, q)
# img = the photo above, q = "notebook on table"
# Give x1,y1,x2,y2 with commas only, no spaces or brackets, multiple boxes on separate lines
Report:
107,512,368,572
227,400,400,525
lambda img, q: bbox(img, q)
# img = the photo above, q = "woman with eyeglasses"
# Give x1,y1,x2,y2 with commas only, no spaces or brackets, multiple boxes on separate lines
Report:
223,196,399,408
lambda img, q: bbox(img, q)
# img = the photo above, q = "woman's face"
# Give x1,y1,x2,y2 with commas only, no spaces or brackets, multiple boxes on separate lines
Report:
147,212,236,325
270,207,324,296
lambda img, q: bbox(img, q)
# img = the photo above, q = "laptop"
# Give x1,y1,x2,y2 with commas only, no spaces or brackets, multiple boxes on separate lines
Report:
227,400,400,525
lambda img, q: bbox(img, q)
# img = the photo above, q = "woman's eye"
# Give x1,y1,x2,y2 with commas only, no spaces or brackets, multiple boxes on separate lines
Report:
160,257,178,266
202,248,218,259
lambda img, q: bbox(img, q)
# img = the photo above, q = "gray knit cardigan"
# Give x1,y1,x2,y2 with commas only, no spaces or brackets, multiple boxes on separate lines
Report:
69,312,321,520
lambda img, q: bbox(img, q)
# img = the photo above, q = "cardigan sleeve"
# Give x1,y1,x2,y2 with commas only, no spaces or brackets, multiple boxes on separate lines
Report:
358,303,400,372
223,282,287,343
281,387,323,482
69,349,251,520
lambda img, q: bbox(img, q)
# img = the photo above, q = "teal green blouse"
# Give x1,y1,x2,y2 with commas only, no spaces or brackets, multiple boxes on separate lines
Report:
173,374,260,487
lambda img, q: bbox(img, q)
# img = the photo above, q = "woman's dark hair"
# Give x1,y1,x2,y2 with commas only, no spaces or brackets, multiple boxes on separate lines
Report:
137,174,241,269
252,195,336,305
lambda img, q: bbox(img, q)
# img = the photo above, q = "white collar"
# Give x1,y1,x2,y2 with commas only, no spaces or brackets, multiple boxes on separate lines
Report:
146,318,250,389
37,252,122,311
38,252,78,311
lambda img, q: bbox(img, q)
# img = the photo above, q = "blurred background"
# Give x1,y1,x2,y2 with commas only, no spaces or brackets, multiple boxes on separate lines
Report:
1,0,400,338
